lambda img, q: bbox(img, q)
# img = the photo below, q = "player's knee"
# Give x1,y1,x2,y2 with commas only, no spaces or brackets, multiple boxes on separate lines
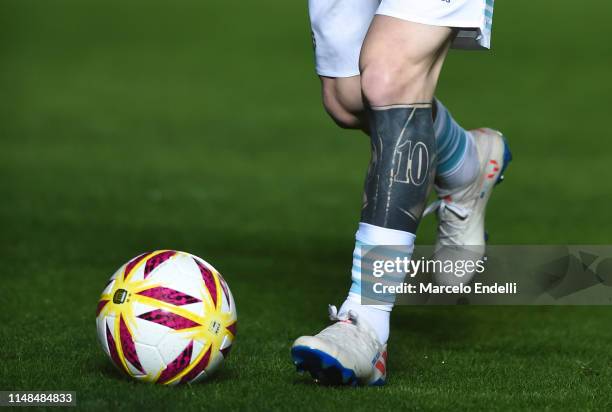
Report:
322,88,362,129
361,63,428,106
360,64,396,105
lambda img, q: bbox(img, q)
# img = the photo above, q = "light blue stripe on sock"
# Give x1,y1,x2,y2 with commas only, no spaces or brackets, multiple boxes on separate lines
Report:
434,100,470,177
349,240,414,302
435,107,453,155
349,240,365,295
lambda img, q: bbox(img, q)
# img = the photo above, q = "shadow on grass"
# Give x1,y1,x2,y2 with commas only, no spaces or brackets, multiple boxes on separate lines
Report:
92,355,238,386
94,358,133,383
391,306,476,346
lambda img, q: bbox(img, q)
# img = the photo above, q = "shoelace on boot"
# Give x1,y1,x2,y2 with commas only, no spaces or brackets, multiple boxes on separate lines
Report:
328,305,358,323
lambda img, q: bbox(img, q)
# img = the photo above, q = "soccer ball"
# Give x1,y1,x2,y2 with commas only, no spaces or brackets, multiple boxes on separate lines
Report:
96,250,237,384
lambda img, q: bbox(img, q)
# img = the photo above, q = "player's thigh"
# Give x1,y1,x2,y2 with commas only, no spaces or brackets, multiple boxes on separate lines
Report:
361,17,452,72
376,0,495,50
360,16,453,104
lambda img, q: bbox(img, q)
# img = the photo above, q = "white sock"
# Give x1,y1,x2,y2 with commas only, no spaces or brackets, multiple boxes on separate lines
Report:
340,294,390,344
341,222,415,344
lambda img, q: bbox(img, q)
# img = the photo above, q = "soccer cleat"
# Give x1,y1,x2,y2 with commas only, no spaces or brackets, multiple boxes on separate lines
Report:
291,305,387,386
424,128,512,285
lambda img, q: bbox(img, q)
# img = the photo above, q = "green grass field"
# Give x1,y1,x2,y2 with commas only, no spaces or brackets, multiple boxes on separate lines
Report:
2,0,612,410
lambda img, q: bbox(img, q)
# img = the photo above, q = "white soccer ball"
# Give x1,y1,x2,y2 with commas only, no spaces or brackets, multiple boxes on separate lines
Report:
96,250,237,384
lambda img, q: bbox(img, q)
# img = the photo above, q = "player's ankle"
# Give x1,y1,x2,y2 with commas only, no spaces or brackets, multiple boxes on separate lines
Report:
339,295,390,344
346,223,416,345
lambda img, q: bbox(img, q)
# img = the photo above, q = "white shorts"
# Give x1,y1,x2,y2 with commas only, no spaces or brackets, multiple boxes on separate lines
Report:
309,0,495,77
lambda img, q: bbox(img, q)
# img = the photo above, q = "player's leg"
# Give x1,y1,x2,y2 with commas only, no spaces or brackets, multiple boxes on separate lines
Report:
293,16,454,386
337,15,451,347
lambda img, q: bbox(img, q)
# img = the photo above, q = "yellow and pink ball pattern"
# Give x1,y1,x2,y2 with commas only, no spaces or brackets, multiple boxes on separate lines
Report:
96,250,237,384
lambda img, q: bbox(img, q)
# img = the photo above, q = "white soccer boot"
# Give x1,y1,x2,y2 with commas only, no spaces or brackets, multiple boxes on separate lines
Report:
291,305,388,386
424,128,512,286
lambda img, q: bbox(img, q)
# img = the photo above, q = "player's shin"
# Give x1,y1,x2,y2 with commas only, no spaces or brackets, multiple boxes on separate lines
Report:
341,104,437,344
362,104,436,233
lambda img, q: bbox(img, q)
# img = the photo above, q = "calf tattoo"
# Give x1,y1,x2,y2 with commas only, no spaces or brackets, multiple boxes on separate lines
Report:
361,104,437,233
